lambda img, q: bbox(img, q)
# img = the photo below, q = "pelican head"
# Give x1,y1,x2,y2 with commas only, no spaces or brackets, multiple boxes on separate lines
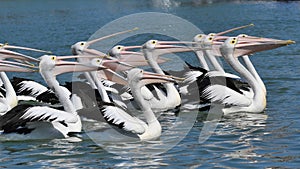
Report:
220,36,296,58
71,41,87,55
108,45,142,58
193,34,206,43
38,55,106,76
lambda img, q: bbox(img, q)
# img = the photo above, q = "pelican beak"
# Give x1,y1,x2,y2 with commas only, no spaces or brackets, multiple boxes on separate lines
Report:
81,48,106,56
115,45,142,55
0,60,36,72
233,38,295,57
85,27,139,47
140,71,180,86
150,41,208,55
97,69,128,86
123,45,142,50
215,23,254,36
157,41,197,46
0,49,39,62
53,55,103,60
212,36,230,42
0,43,51,54
102,59,135,71
120,50,142,55
52,56,106,76
108,45,151,67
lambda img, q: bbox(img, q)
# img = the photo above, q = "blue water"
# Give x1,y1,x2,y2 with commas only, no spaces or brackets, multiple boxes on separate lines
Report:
1,0,300,168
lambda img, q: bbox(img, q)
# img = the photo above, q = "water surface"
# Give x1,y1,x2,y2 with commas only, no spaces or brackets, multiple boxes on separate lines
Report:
0,1,300,168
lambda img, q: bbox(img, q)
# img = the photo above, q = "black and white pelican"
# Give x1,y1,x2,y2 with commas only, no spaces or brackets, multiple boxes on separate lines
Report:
109,40,200,112
0,44,54,102
93,68,178,141
140,40,200,111
0,55,104,140
200,36,294,114
192,23,254,71
0,60,36,115
70,28,138,91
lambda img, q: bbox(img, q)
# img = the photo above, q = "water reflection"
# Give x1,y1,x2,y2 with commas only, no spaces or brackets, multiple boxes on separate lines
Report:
198,112,268,164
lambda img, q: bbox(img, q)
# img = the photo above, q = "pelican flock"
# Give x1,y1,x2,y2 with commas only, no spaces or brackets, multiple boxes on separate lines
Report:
0,25,295,141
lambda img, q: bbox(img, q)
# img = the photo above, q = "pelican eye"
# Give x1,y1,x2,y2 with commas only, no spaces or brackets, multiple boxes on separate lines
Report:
233,38,237,40
230,40,236,44
117,46,122,50
96,59,101,63
51,56,56,60
140,70,143,73
151,41,156,44
208,37,213,41
198,35,202,38
241,34,247,37
80,42,85,46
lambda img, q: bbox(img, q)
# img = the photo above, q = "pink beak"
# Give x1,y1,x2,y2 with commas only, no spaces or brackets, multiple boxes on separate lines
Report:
85,27,139,47
0,60,36,72
0,43,51,54
51,56,107,76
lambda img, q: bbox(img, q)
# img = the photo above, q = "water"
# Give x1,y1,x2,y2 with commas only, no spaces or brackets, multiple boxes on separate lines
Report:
1,0,300,168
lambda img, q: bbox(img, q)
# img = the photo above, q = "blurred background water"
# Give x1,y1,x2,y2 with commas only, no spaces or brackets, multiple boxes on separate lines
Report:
0,0,300,168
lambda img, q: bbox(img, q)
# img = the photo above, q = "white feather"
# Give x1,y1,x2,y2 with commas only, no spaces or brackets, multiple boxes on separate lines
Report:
102,105,146,134
18,81,48,96
184,71,204,84
140,86,154,101
20,106,78,124
202,85,252,107
206,71,240,79
101,79,115,87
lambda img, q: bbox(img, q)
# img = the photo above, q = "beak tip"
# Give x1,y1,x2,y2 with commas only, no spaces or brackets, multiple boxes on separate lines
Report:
288,40,296,44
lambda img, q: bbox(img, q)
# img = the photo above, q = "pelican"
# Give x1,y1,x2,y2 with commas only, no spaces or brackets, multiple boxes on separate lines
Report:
192,23,254,70
93,68,178,141
0,60,36,115
141,40,198,111
0,44,53,101
0,55,104,140
184,33,265,99
71,28,138,93
200,36,294,114
109,40,201,112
